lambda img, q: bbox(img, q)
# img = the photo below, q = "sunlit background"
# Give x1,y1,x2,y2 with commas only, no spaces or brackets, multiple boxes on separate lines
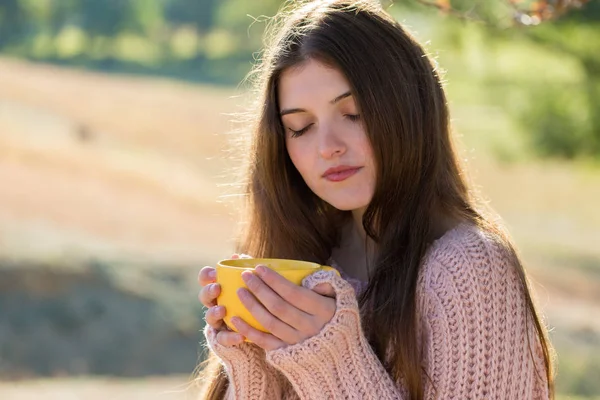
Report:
0,0,598,399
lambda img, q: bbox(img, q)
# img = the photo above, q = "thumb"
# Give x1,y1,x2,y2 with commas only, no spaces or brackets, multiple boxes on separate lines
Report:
312,283,336,298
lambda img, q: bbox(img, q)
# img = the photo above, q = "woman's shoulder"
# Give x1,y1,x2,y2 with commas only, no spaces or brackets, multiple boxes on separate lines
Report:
418,221,521,295
424,221,504,262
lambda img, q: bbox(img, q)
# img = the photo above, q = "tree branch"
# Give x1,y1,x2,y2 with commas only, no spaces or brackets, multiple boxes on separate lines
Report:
409,0,590,27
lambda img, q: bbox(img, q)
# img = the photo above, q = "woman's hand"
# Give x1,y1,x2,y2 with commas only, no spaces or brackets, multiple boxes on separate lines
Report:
199,254,248,347
230,265,336,351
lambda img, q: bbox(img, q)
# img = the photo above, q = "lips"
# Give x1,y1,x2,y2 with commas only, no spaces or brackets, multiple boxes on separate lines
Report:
322,165,362,182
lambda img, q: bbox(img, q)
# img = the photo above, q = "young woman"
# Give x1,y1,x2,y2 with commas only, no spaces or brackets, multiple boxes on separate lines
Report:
196,0,555,398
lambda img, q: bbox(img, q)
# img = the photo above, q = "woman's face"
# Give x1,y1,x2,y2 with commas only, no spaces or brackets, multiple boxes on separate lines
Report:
278,59,376,212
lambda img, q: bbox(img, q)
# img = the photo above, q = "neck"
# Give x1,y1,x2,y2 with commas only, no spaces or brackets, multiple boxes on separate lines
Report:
331,211,375,282
352,207,367,241
350,207,376,261
350,207,460,254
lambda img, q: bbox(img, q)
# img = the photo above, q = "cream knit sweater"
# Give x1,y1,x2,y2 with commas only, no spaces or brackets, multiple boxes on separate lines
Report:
203,223,550,399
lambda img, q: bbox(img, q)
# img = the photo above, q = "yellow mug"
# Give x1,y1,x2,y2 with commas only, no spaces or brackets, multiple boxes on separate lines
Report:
216,258,339,334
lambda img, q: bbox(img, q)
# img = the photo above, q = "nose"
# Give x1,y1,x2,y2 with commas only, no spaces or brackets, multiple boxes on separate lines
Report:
318,125,346,159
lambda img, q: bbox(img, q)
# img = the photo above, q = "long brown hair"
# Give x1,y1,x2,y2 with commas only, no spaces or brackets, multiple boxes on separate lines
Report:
196,1,555,398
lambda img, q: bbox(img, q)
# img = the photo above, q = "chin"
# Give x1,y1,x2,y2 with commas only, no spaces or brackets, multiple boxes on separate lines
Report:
325,198,370,212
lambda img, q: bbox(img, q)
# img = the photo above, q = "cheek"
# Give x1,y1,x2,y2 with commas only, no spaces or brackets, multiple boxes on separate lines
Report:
355,132,375,164
285,140,308,176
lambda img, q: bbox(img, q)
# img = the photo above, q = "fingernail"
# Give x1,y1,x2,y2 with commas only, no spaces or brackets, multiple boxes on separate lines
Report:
241,272,254,284
255,265,266,276
210,283,219,294
237,288,249,299
208,270,216,279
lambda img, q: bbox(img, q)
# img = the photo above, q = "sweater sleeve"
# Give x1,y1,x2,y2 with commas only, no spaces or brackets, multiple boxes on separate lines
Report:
204,325,293,399
264,228,550,400
417,232,550,399
264,270,404,399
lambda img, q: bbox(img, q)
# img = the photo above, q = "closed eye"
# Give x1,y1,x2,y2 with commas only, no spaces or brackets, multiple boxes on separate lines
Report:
288,123,313,138
288,115,359,137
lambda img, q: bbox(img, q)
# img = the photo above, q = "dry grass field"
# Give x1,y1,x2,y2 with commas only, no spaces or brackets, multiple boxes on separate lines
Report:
0,56,598,398
0,57,242,264
0,375,200,400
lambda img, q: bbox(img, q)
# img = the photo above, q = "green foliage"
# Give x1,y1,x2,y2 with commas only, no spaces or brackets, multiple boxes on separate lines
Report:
559,356,600,397
78,0,131,36
0,0,285,84
0,0,598,152
0,0,29,48
0,258,205,376
560,0,600,24
164,0,218,33
523,21,600,157
500,23,600,159
518,83,592,159
422,1,600,161
552,327,600,398
127,0,165,35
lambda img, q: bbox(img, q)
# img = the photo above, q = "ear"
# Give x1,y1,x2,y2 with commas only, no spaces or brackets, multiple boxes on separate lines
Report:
312,283,336,298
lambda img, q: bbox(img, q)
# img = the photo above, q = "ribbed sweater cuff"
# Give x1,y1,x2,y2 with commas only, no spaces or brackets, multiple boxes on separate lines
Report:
204,325,284,399
265,270,402,400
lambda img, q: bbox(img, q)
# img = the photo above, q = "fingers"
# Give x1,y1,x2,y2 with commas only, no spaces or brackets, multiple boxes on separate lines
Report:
231,317,285,351
237,285,300,344
198,266,219,308
205,305,246,347
201,257,247,348
198,266,216,287
312,283,336,298
253,266,328,316
198,282,221,308
216,329,246,347
241,270,309,330
205,304,246,347
205,305,226,331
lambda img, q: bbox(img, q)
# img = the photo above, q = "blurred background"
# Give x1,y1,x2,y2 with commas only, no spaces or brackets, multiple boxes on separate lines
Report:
0,0,598,399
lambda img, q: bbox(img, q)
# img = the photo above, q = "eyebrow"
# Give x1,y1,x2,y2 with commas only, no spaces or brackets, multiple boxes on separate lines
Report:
279,90,352,116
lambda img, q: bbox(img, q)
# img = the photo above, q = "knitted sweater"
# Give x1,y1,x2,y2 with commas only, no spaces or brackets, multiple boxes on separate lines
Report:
203,223,549,399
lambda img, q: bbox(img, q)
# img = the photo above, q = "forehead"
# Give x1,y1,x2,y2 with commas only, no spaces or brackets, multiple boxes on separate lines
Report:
277,60,352,107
